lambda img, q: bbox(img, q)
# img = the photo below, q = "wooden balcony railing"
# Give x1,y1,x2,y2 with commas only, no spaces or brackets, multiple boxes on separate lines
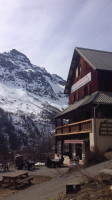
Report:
55,119,92,136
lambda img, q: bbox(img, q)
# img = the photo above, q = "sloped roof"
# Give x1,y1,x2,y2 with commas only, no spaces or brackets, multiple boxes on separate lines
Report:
65,47,112,94
76,47,112,71
55,91,112,118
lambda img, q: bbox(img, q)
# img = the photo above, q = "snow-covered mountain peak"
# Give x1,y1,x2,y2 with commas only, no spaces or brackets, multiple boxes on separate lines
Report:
0,49,67,104
0,49,67,149
1,49,32,69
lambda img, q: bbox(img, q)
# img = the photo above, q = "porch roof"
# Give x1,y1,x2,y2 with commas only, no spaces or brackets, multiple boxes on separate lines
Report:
64,140,84,144
55,91,112,118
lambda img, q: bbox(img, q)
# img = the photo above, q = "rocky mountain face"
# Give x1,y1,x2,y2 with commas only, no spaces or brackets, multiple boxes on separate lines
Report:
0,49,67,150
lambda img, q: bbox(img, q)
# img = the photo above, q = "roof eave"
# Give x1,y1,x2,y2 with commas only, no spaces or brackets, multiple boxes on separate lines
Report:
64,49,79,94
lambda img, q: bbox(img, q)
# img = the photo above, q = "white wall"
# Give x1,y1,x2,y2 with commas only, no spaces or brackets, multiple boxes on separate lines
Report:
95,118,112,152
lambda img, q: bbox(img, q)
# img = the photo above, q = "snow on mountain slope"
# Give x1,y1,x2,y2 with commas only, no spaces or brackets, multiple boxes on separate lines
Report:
0,49,67,150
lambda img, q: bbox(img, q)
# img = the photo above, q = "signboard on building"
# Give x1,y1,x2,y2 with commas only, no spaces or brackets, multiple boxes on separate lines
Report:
71,72,91,93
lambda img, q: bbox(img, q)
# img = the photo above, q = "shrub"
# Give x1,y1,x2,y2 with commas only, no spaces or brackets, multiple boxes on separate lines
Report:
85,147,107,166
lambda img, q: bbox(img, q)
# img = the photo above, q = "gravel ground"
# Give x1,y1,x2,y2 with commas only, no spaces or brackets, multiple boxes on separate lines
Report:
1,159,112,200
0,166,69,179
29,165,69,177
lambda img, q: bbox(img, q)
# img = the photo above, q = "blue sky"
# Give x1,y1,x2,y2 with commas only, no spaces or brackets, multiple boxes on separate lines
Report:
0,0,112,79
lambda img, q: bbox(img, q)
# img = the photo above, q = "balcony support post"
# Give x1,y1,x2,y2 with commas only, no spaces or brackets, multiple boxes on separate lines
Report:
61,140,64,156
55,138,58,154
69,144,72,159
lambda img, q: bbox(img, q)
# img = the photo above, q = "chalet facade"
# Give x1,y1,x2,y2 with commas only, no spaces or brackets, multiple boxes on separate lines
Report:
55,47,112,164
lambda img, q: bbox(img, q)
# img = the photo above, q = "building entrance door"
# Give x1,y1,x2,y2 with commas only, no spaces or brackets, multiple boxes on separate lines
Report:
76,144,82,160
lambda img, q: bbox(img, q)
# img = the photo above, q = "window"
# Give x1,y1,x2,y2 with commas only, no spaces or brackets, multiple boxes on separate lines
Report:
89,85,91,95
84,86,88,97
99,120,112,136
75,65,81,79
78,65,81,77
73,92,76,102
76,67,78,79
